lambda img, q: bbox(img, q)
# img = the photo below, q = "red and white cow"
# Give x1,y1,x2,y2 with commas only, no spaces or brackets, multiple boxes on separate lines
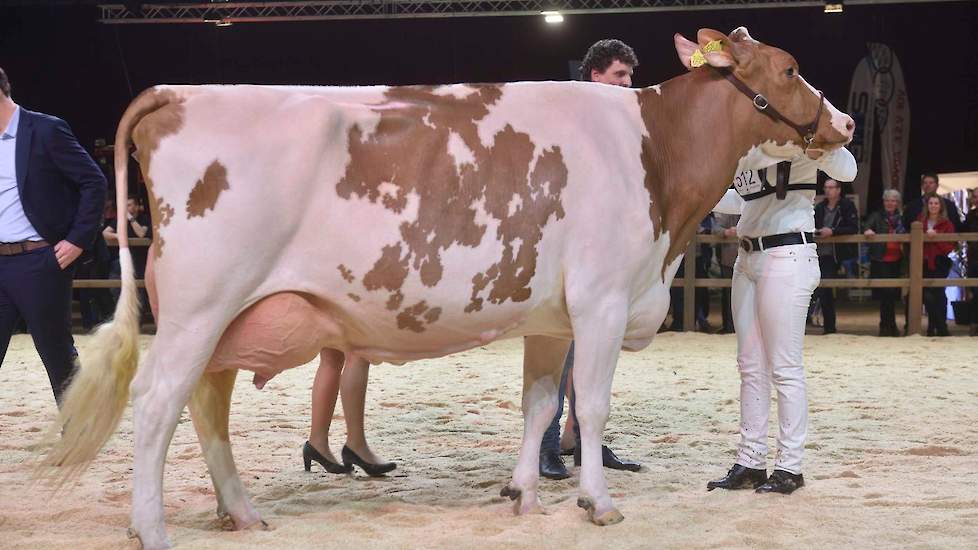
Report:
41,27,853,548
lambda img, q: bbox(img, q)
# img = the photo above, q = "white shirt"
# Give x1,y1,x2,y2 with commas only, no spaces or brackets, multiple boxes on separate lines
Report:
0,106,43,242
713,147,858,239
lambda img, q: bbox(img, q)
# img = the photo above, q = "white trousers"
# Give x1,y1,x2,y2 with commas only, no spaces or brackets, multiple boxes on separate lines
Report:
732,243,820,474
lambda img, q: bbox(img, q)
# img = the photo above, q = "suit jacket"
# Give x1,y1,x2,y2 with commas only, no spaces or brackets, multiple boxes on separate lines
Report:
15,108,106,250
814,196,859,262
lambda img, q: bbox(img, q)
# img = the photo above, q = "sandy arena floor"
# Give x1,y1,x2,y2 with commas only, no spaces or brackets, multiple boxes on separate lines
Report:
1,331,976,549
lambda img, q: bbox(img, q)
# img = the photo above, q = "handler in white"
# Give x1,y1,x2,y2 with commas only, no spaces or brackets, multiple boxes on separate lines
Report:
707,146,857,494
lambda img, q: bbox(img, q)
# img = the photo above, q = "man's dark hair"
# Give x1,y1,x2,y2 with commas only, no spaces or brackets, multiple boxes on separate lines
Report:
0,67,10,98
580,39,639,82
920,172,939,183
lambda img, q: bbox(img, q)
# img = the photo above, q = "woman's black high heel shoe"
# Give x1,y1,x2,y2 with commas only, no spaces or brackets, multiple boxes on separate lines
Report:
303,441,352,474
341,445,397,477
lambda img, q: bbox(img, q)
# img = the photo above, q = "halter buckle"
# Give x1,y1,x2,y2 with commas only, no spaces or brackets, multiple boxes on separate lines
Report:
752,94,769,111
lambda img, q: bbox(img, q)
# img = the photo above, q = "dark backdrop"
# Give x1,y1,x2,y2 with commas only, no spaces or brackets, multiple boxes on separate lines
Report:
2,2,976,211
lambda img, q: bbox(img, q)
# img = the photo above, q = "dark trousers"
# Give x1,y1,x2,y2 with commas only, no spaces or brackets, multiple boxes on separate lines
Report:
870,260,901,330
75,255,114,330
720,265,734,331
923,264,950,334
0,247,78,404
816,256,840,331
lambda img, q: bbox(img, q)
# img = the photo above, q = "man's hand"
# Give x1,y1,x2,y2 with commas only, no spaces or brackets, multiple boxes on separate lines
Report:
53,240,83,270
818,228,834,238
723,227,737,238
864,229,875,236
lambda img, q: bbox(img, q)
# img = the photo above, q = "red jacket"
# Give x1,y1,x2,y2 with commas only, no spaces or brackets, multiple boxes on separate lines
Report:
917,215,956,271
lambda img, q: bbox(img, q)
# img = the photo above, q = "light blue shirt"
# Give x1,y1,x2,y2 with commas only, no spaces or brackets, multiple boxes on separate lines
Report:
0,106,43,242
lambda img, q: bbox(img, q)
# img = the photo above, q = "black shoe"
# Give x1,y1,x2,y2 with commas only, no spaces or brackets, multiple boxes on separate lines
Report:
303,441,352,474
574,445,642,472
823,327,837,335
341,445,397,477
540,451,570,480
755,469,804,494
936,326,950,337
717,326,735,335
706,464,767,491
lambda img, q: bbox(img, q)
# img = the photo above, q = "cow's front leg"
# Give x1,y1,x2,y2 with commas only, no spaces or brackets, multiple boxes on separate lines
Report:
502,336,570,516
571,302,627,526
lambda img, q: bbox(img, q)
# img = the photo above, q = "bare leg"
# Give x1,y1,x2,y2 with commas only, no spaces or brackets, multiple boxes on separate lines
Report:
308,349,344,463
340,355,388,464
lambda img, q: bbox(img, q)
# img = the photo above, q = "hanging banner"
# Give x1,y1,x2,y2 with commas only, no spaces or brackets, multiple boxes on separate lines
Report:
847,43,910,210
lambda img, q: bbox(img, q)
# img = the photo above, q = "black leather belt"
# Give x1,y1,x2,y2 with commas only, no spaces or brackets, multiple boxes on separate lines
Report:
740,232,814,252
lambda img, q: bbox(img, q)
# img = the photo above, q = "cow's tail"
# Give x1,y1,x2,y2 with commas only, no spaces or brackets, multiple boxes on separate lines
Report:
35,89,171,486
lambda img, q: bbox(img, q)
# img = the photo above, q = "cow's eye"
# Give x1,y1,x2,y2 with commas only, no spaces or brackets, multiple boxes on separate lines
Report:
786,67,796,78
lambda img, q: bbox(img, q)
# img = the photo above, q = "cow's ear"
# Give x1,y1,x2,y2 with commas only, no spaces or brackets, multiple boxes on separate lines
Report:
674,33,700,71
696,28,736,68
729,26,757,44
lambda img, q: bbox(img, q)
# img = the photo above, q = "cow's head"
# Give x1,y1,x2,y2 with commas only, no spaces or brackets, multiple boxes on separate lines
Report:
674,27,854,160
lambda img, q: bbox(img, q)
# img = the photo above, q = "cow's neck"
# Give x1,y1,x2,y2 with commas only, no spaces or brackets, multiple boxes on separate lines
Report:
636,69,765,275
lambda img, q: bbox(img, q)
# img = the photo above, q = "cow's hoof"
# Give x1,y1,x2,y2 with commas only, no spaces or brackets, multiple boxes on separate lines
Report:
515,499,545,516
576,497,624,526
127,526,172,550
500,484,521,501
237,518,271,532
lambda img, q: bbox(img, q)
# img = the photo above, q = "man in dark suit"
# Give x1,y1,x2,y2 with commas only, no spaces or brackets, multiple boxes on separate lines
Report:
0,67,107,404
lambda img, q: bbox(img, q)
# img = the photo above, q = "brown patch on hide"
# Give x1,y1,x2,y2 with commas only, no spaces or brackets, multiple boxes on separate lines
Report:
362,243,409,292
396,300,441,333
337,84,567,317
386,290,404,311
186,160,230,219
130,88,186,258
338,264,355,283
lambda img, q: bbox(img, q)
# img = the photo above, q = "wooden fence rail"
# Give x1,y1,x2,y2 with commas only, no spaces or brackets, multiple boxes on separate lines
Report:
80,227,978,335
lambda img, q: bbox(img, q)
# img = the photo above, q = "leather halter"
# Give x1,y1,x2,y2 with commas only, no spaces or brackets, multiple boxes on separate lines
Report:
714,66,826,150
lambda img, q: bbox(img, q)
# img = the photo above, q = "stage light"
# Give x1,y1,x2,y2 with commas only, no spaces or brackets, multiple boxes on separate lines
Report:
824,2,843,13
216,18,232,27
541,11,564,24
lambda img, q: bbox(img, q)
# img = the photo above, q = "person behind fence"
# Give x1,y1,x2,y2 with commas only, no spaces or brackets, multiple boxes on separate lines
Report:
966,187,978,336
904,172,965,233
0,66,107,405
813,178,858,334
666,214,715,333
863,189,907,337
712,212,740,334
918,192,955,337
103,196,151,307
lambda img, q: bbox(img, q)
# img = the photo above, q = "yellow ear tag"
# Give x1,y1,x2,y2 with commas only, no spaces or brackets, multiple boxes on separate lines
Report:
703,40,724,53
690,49,706,67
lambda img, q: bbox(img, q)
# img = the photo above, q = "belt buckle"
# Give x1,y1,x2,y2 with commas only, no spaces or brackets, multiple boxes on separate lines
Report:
740,238,753,253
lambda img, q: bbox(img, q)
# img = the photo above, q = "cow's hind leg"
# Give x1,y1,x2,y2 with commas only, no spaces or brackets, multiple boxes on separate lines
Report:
571,304,627,526
189,368,266,530
128,327,223,550
502,336,570,516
